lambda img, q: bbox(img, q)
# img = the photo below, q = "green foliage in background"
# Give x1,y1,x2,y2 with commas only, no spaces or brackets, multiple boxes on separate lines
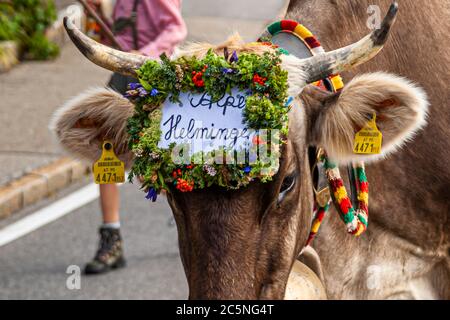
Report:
0,0,59,60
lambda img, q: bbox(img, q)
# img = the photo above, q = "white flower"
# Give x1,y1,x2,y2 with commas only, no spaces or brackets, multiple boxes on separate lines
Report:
149,151,160,160
133,147,143,157
203,165,217,176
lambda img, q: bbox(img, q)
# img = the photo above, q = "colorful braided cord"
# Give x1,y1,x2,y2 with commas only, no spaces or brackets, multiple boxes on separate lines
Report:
305,200,332,247
324,159,369,236
260,19,370,245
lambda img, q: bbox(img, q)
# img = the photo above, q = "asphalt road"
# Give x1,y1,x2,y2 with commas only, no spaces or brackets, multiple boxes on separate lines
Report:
0,182,188,299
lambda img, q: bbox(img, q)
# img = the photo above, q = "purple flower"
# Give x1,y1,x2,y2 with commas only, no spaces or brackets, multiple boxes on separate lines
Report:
230,51,239,63
203,164,217,176
137,87,148,97
221,68,234,75
243,166,252,174
145,188,157,202
128,82,142,90
150,88,159,96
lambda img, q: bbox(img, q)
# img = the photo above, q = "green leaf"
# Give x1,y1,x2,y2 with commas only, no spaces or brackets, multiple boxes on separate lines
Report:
139,78,152,90
157,171,166,189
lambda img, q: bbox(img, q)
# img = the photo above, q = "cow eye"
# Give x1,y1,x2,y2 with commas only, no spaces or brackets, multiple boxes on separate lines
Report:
278,172,297,203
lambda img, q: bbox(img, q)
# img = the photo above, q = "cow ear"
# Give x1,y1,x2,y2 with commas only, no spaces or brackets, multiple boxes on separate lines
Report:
50,88,135,168
308,72,429,164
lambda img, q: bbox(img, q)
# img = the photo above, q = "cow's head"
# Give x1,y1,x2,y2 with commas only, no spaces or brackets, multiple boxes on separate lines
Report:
52,3,428,299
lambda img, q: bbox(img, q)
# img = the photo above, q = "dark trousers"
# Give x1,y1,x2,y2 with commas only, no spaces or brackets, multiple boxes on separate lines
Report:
107,73,138,95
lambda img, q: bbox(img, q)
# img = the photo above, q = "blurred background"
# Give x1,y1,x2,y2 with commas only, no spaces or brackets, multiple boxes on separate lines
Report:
0,0,288,299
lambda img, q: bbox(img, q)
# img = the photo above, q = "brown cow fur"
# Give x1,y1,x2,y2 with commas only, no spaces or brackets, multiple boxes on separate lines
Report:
286,0,450,299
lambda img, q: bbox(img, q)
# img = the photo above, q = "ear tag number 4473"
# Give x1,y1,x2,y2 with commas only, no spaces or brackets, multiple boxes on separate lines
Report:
353,114,383,154
93,141,125,184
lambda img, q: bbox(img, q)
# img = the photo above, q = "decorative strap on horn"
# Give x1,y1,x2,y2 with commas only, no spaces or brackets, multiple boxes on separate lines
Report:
261,20,344,92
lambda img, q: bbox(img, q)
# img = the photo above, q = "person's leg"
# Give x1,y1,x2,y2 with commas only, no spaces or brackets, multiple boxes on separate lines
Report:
100,184,120,225
84,72,132,275
84,184,126,275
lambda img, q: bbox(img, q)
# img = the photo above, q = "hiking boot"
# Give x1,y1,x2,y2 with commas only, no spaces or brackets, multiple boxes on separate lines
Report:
84,227,126,275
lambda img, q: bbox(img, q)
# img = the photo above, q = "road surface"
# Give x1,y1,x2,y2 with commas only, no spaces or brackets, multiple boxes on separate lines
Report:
0,181,188,299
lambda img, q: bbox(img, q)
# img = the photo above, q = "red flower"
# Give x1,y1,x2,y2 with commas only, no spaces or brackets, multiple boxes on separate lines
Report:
192,66,208,87
176,178,194,192
192,72,204,87
252,74,267,86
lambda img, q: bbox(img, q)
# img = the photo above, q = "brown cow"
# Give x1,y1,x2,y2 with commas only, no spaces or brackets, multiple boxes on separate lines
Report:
51,2,440,299
284,0,449,299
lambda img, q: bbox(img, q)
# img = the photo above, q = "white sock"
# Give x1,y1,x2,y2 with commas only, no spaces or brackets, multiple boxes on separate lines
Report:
102,221,121,229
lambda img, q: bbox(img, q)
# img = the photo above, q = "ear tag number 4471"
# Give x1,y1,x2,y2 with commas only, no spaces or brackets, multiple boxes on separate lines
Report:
353,114,383,154
93,141,125,184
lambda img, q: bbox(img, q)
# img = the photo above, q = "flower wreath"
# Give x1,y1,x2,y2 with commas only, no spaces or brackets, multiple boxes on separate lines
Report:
125,48,292,197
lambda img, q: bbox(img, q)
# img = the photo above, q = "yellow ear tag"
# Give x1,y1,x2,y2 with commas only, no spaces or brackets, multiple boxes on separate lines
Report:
93,141,125,184
353,114,383,154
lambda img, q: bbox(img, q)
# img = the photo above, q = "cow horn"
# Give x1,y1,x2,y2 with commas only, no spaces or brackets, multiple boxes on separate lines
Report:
63,16,148,77
302,2,398,83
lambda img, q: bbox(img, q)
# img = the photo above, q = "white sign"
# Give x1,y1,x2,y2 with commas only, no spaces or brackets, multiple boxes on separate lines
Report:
158,89,256,155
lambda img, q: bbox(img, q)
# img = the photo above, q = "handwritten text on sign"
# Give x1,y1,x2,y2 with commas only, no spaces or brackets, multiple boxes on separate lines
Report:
158,90,256,154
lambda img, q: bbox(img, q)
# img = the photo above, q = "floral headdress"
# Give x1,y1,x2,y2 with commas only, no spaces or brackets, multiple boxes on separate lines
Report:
125,47,291,198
